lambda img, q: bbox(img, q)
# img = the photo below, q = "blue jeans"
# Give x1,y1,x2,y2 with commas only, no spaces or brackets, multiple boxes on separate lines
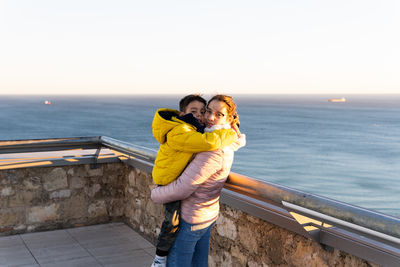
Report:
167,219,215,267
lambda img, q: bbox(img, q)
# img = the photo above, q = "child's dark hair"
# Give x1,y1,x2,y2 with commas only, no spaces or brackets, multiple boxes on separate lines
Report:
179,94,207,112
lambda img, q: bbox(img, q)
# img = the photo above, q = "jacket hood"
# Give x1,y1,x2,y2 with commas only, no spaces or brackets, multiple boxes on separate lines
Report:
177,113,205,133
152,108,181,144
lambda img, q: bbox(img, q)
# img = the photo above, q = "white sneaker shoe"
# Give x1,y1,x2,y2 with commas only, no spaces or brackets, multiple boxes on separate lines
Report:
151,255,166,267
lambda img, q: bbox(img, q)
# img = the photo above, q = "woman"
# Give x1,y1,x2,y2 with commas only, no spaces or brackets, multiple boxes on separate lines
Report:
151,94,245,267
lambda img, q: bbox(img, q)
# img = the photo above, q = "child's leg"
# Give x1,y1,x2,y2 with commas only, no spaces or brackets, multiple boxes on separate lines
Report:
155,200,180,256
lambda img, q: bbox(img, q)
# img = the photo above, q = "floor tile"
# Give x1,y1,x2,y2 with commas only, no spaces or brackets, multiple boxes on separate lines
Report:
0,235,38,266
0,223,155,267
96,248,153,267
40,256,101,267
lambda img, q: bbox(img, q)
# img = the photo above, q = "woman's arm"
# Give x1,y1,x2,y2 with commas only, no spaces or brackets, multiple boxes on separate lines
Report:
151,150,222,204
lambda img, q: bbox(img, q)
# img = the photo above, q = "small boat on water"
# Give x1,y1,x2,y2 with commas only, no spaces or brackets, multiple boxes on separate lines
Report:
328,97,346,103
44,100,51,105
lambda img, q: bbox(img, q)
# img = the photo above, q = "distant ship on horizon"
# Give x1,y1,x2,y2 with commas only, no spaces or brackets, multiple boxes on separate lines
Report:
328,97,346,103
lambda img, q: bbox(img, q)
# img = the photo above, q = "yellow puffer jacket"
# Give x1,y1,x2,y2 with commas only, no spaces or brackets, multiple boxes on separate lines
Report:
152,108,236,185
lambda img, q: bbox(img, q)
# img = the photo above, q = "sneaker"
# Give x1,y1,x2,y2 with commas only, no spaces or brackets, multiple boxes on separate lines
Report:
151,255,166,267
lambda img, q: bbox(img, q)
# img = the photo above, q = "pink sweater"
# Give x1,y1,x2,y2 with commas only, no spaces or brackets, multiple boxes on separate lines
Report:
151,147,235,224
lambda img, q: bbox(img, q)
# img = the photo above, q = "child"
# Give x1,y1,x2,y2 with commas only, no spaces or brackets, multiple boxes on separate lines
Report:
151,94,238,267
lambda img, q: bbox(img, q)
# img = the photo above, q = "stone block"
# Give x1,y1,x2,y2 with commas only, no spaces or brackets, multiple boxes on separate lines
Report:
133,209,142,223
221,251,233,267
86,184,101,198
67,168,74,176
23,176,41,190
27,225,37,232
0,198,7,209
135,169,151,193
8,193,25,207
21,190,44,206
1,186,15,196
238,224,259,253
43,168,68,191
145,199,160,217
28,203,59,223
0,208,22,226
62,195,87,219
223,205,242,219
88,200,107,217
4,169,20,184
128,171,136,186
248,261,262,267
50,189,71,199
216,214,237,240
14,224,27,231
85,164,103,177
70,176,85,189
231,245,247,266
109,198,125,217
127,188,136,195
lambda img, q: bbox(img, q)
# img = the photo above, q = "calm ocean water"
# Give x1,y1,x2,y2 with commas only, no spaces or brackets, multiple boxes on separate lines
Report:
1,94,399,218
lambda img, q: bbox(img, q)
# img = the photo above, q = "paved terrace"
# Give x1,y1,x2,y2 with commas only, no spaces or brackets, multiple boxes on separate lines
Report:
0,223,154,267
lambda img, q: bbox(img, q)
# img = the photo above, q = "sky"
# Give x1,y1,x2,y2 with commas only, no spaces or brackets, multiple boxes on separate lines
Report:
0,0,399,95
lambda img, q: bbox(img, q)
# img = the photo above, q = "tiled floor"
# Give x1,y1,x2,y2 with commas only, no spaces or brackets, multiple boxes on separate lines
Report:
0,223,155,267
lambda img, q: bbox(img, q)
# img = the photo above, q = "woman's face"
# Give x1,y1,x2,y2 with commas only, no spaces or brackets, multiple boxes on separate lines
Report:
204,100,232,128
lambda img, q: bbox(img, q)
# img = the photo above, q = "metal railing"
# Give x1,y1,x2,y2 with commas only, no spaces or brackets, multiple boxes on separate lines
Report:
225,172,400,242
1,136,399,266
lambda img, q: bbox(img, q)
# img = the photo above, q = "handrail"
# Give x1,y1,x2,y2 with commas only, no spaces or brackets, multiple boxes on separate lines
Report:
226,172,400,241
0,136,101,152
100,136,157,162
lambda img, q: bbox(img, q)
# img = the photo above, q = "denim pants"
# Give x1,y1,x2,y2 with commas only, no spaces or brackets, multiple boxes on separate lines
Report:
167,219,215,267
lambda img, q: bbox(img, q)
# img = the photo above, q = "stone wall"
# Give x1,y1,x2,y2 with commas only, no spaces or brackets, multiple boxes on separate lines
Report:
209,205,378,267
0,162,376,266
121,165,377,267
0,163,130,235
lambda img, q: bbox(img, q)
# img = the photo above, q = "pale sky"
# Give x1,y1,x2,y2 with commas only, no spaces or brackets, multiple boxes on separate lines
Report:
0,0,399,95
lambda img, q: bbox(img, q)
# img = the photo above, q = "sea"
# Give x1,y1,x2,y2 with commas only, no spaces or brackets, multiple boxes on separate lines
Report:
1,94,399,218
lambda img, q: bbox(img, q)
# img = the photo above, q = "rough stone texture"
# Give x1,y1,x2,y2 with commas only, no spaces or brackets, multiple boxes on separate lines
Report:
86,184,101,198
28,203,59,223
0,163,129,235
88,200,107,217
23,177,41,190
0,162,379,266
216,213,237,240
85,164,104,177
62,194,87,221
50,189,71,199
123,167,163,243
70,176,85,189
120,167,377,267
208,204,380,267
0,208,22,227
1,186,15,196
43,168,68,191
